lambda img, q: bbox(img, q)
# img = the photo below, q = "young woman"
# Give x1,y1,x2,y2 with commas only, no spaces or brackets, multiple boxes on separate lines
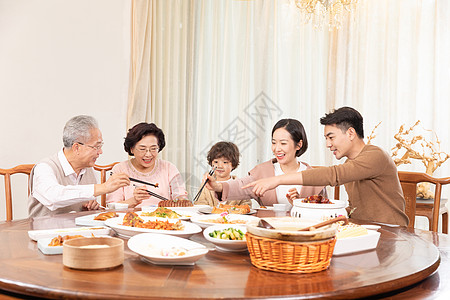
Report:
107,123,188,207
195,141,251,207
206,119,326,208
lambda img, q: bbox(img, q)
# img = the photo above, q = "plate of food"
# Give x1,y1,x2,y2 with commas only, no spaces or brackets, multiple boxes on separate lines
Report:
75,212,120,226
190,213,259,229
139,207,191,220
128,233,208,265
203,225,248,252
333,223,381,256
198,204,256,215
254,206,274,211
37,234,111,255
28,226,111,241
104,212,202,238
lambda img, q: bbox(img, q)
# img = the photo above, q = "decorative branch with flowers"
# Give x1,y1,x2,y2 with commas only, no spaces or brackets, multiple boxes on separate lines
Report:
391,120,450,198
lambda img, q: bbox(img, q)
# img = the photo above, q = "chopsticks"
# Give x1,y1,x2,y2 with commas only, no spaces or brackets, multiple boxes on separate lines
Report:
110,172,167,201
192,167,217,203
145,189,168,201
129,177,159,188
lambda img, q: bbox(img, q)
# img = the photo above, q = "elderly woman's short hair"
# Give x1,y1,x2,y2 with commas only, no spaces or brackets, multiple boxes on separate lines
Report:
63,115,99,148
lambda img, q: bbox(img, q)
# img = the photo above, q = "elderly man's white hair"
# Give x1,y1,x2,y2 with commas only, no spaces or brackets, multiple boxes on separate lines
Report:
63,115,99,148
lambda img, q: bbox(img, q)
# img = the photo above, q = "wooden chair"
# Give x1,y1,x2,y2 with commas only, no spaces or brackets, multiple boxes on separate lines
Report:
93,162,119,207
398,171,450,233
0,164,35,221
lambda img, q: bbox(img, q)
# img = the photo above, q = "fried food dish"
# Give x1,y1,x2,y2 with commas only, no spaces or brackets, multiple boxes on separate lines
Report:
93,212,118,221
158,200,193,207
302,195,332,204
122,212,184,230
141,207,181,219
48,235,84,246
211,204,251,214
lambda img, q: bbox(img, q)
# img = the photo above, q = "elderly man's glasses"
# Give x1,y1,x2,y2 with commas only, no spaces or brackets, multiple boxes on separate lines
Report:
135,146,159,154
77,142,104,151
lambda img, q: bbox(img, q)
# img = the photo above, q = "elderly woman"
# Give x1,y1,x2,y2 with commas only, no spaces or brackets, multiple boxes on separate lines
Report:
107,122,188,207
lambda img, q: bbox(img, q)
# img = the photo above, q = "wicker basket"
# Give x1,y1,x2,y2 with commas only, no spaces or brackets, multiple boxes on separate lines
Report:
246,232,336,274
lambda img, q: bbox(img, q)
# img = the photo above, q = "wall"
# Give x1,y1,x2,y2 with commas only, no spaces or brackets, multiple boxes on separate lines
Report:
0,0,131,220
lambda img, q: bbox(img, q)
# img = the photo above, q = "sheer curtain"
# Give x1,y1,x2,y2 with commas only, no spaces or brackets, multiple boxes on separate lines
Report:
128,0,329,195
128,0,450,199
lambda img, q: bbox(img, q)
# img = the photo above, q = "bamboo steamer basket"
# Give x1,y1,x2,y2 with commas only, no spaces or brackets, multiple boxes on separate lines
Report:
63,237,124,270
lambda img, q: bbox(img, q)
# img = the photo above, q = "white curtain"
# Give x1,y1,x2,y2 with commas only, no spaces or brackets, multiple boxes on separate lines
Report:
128,0,450,199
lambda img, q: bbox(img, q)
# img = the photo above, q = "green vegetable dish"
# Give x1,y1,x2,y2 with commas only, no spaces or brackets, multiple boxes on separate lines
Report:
209,228,245,240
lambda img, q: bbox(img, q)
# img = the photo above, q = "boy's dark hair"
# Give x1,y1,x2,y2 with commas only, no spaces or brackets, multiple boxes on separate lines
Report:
124,122,166,156
207,141,240,170
271,119,308,157
320,106,364,138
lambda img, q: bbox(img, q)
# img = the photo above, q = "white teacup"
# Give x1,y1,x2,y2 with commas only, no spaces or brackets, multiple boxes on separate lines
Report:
106,203,116,210
114,203,129,210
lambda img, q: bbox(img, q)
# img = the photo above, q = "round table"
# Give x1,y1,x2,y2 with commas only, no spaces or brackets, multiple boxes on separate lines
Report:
0,210,444,299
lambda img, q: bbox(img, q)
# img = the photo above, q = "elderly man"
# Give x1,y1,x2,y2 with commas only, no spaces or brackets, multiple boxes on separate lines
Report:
28,115,130,217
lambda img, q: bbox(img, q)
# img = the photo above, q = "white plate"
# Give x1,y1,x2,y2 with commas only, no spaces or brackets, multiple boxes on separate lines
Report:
28,226,111,241
333,230,381,256
138,208,192,220
255,206,274,211
203,225,248,252
37,235,111,255
128,233,208,265
190,214,259,229
198,207,257,215
104,214,202,238
74,213,120,226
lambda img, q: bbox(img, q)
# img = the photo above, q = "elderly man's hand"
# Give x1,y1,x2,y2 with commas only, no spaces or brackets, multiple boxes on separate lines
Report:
94,173,130,196
83,199,100,211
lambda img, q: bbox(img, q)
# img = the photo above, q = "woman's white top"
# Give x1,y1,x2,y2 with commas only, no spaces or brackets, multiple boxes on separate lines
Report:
273,158,307,208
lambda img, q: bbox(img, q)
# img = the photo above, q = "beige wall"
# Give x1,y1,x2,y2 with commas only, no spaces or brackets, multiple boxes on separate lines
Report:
0,0,131,220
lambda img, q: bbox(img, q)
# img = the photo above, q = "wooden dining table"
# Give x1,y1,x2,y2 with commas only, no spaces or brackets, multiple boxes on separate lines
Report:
0,209,448,299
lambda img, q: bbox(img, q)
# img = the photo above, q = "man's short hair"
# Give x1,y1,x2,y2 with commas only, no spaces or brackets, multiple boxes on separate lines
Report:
320,106,364,138
207,141,240,171
63,115,99,148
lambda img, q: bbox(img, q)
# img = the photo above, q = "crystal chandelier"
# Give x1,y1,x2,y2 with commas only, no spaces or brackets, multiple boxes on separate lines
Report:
295,0,358,30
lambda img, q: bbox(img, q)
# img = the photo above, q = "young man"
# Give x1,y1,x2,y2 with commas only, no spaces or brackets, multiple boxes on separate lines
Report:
28,115,130,217
244,107,409,226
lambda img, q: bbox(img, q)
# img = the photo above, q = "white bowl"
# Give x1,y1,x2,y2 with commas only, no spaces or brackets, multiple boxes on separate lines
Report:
128,233,208,265
203,225,248,252
246,217,337,242
291,199,348,220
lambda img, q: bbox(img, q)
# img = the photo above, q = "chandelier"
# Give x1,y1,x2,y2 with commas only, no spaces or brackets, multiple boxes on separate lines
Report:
295,0,359,30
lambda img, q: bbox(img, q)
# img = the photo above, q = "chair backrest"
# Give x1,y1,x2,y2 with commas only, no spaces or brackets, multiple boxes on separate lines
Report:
397,171,450,231
0,164,35,221
93,162,120,207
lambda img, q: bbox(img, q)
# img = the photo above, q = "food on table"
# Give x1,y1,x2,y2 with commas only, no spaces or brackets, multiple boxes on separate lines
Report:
158,200,193,207
160,246,187,257
336,223,368,239
302,195,332,204
211,204,251,214
209,228,245,240
140,207,182,219
93,212,118,221
121,212,184,230
202,217,247,225
48,235,84,246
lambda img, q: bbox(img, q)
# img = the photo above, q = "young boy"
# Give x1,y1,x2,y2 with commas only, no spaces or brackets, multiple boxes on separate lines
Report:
244,107,409,226
196,141,251,207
